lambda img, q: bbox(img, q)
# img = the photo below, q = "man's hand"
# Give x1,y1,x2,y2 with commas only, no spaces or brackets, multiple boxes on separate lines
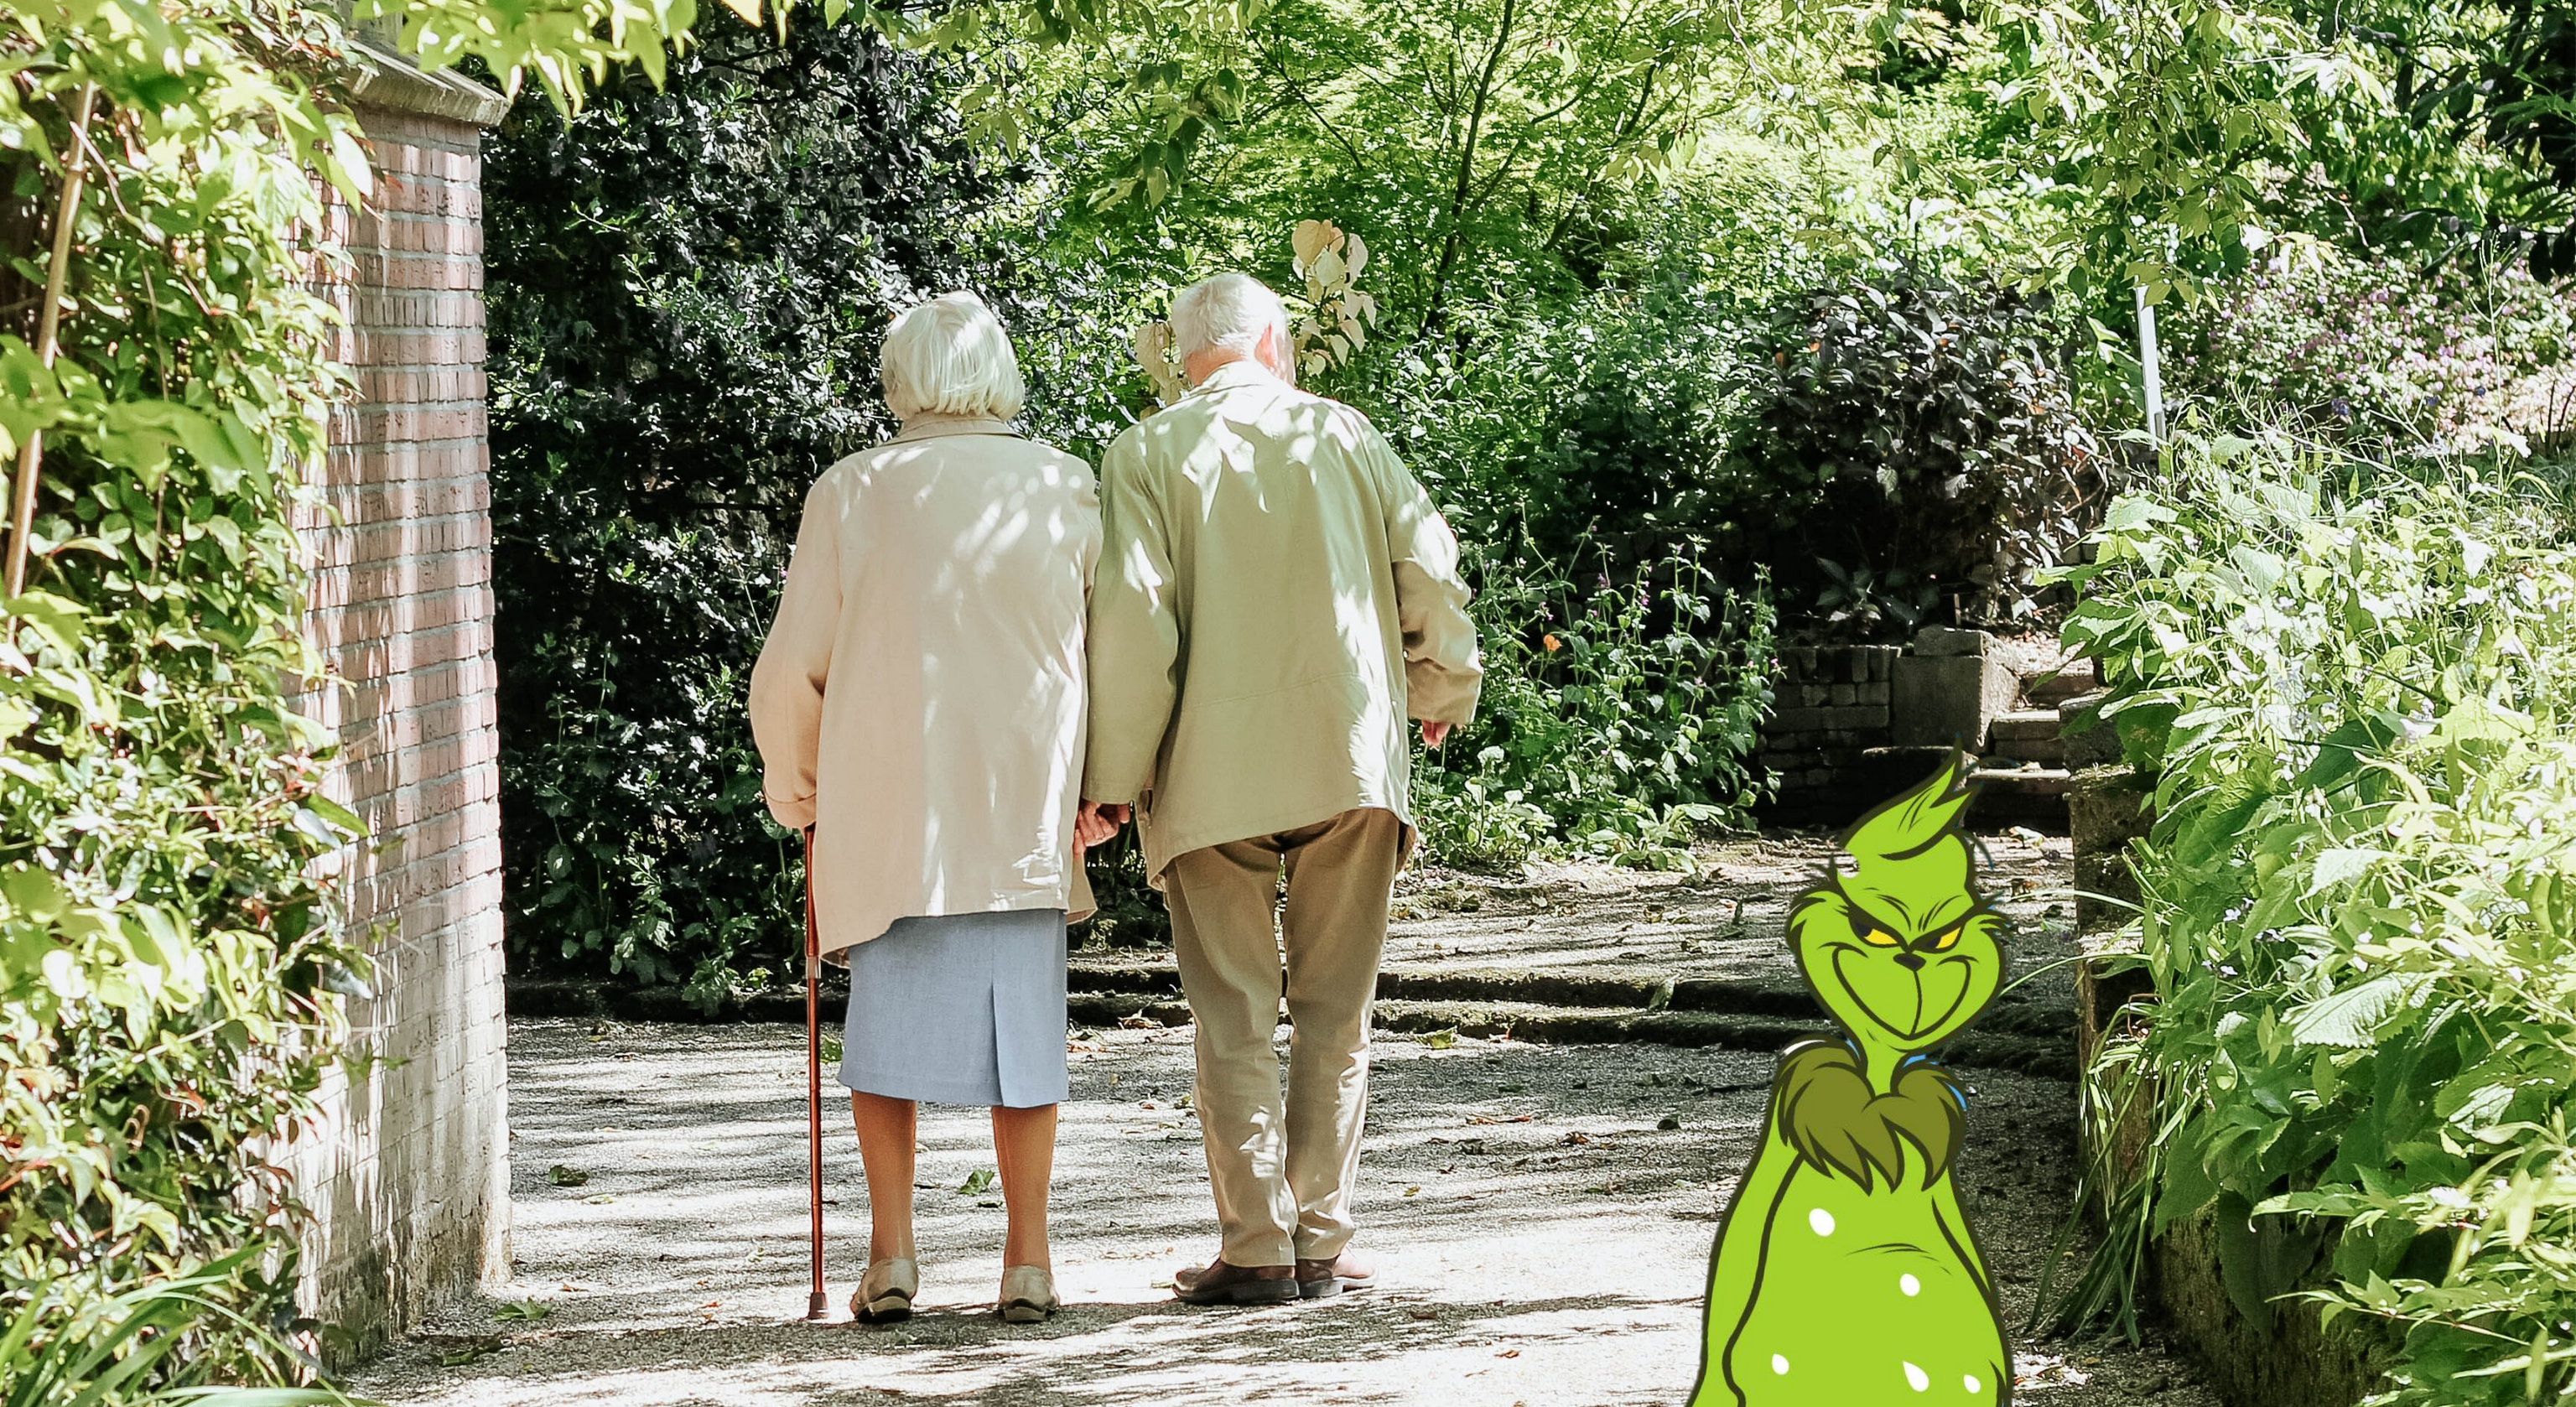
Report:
1421,721,1452,749
1075,800,1133,849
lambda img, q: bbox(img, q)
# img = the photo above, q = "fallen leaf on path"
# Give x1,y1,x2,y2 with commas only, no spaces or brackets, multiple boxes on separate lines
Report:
1498,1349,1520,1358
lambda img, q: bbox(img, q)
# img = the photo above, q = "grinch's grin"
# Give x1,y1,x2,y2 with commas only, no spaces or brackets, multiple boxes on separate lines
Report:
1830,945,1975,1043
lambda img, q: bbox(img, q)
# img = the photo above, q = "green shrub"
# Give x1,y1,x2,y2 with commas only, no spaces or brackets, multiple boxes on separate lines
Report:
1731,264,2103,632
1381,240,2099,639
2051,433,2576,1403
1415,546,1777,871
480,15,1012,1005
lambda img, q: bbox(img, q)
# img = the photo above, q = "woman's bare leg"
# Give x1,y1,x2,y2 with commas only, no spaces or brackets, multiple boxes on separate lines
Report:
990,1103,1058,1269
850,1093,917,1263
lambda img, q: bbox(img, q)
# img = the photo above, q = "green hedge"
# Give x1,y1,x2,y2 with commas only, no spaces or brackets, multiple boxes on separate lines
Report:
2055,435,2576,1403
477,15,1010,1006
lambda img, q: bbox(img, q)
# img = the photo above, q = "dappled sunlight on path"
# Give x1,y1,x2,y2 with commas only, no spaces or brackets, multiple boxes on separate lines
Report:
356,1004,2215,1405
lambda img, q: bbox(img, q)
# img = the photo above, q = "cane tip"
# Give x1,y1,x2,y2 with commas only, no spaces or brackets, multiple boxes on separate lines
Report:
806,1291,832,1321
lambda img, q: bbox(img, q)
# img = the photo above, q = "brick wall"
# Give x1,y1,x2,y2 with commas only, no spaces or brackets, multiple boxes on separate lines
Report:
1757,645,1902,818
290,61,512,1354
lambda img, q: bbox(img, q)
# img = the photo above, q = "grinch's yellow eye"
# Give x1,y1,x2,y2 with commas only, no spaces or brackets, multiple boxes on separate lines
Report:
1925,925,1963,953
1859,926,1902,948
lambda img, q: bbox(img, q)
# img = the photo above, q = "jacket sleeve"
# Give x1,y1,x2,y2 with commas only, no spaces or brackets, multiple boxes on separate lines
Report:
748,474,844,831
1082,430,1180,805
1364,425,1483,725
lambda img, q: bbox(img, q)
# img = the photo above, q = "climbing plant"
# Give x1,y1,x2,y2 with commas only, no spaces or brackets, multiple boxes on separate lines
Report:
0,0,702,1395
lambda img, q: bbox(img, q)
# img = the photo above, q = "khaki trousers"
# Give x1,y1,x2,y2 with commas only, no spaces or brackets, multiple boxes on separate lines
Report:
1165,806,1404,1268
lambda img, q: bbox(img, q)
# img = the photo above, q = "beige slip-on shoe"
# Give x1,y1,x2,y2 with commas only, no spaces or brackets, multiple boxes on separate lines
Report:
998,1265,1058,1324
851,1258,917,1324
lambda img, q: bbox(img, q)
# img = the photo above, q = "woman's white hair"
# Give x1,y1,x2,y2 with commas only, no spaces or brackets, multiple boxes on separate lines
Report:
1168,273,1290,361
880,290,1026,422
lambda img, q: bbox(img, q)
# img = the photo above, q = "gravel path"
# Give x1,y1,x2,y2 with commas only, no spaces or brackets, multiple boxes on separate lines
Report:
354,1013,2218,1406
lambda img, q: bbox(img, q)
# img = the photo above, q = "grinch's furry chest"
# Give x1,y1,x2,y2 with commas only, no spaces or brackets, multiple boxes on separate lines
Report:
1720,1161,2006,1405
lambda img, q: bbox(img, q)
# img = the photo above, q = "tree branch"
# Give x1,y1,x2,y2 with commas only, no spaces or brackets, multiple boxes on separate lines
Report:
1423,0,1519,334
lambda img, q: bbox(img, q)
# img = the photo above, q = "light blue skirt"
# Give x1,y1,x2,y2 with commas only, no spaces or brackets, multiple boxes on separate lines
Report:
839,909,1067,1109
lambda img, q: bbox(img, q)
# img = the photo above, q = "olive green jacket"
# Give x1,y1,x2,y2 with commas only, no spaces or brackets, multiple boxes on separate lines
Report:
1083,361,1482,881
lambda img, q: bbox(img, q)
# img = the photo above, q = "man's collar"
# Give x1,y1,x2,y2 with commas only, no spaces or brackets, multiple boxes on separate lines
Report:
1184,360,1285,397
893,414,1017,442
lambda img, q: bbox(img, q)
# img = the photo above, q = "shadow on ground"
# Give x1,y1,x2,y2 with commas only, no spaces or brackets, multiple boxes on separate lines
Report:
355,1012,2215,1407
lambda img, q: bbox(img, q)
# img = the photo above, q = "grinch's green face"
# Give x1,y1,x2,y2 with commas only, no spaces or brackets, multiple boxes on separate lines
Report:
1788,755,2003,1057
1792,887,2002,1052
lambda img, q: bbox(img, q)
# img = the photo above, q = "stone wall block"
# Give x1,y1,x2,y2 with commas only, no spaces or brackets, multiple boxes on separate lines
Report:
1891,651,2015,750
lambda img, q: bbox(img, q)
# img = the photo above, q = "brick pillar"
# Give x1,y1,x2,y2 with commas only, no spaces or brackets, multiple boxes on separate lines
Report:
292,49,512,1353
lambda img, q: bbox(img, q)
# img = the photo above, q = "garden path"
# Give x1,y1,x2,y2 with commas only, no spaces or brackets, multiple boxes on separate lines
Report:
354,834,2213,1407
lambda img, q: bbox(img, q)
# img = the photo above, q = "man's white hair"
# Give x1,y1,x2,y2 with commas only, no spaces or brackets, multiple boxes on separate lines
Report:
1168,273,1290,362
880,290,1026,422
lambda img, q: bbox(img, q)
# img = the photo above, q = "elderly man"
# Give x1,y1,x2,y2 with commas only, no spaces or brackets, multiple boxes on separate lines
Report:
1081,273,1482,1306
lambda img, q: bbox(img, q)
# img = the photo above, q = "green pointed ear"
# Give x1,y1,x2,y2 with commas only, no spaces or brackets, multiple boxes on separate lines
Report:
1841,752,1981,934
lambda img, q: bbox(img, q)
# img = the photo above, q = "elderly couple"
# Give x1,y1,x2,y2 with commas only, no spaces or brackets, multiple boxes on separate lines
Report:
747,273,1483,1325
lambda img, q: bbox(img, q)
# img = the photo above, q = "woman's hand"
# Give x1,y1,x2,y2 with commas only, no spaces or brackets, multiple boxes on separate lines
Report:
1076,800,1131,849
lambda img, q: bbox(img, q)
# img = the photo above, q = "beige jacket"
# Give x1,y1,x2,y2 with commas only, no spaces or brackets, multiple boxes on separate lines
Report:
750,416,1100,958
1083,361,1482,881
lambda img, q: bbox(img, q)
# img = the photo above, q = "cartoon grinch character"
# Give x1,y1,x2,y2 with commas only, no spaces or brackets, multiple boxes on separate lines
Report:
1690,755,2010,1405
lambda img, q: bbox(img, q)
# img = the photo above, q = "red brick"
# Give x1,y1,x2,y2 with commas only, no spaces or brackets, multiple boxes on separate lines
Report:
306,584,493,648
320,620,496,688
303,546,491,611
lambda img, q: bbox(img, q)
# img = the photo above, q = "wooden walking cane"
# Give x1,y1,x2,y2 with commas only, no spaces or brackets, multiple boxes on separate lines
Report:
802,825,830,1321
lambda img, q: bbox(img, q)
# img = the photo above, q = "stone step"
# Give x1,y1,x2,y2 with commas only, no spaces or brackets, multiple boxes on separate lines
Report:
2024,662,2100,708
1072,960,1685,1012
2056,690,2123,770
1989,709,2065,741
1992,740,2066,766
1971,764,2074,793
1994,739,2067,766
1988,709,2070,765
1966,766,2073,830
1064,994,2072,1076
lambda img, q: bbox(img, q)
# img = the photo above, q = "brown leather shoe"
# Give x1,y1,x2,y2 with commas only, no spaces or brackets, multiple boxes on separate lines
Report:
1172,1258,1299,1306
1296,1249,1375,1299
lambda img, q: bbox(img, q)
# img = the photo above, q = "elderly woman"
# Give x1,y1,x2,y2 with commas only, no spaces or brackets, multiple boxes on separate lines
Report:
750,290,1105,1326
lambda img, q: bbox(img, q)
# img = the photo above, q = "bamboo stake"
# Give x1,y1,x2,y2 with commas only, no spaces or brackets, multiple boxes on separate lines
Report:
6,81,101,601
